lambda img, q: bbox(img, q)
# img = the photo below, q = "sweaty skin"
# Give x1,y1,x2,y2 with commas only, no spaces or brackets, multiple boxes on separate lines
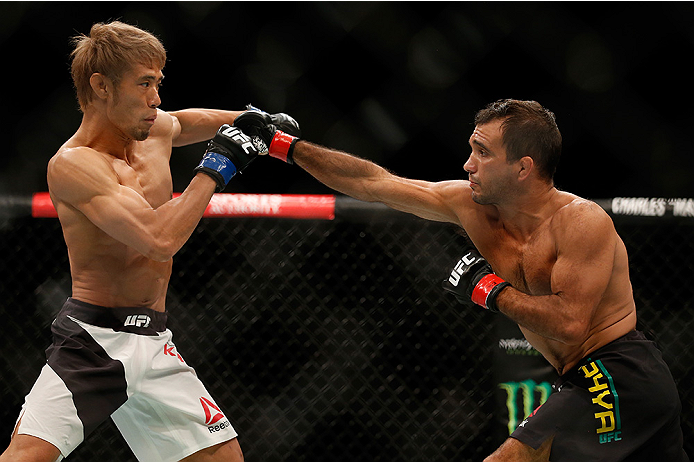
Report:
289,118,637,376
3,43,248,462
46,64,242,313
50,109,179,311
459,181,636,375
281,118,638,460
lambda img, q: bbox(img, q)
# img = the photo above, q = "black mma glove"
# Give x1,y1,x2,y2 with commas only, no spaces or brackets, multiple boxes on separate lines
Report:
442,249,511,312
194,124,260,192
233,104,301,164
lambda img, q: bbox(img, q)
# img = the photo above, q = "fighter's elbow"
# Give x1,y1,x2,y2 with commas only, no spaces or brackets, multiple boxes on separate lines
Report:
144,245,174,262
145,249,174,262
141,232,178,262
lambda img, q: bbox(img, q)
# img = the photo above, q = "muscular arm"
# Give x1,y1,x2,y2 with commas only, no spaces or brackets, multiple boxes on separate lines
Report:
494,202,617,345
170,109,243,147
293,141,466,224
47,148,216,262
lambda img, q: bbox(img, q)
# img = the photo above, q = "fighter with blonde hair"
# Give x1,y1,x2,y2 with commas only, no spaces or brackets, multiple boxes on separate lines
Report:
2,20,297,462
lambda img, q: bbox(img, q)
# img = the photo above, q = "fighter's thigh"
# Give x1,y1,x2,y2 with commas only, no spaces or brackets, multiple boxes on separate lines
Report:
112,333,238,461
180,437,243,462
1,430,62,462
11,363,87,459
484,436,552,462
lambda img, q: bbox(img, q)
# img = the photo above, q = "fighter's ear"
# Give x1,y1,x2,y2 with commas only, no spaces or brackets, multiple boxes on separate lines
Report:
517,156,534,181
89,73,110,101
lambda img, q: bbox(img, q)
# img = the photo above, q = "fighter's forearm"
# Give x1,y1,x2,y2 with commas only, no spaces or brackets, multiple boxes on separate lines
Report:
495,288,590,346
292,141,389,202
143,174,216,261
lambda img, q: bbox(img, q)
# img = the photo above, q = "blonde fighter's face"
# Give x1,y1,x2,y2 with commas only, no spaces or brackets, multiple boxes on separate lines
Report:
107,63,163,142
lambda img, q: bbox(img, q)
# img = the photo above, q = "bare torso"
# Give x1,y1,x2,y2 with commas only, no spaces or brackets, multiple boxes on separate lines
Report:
50,112,176,312
458,189,637,374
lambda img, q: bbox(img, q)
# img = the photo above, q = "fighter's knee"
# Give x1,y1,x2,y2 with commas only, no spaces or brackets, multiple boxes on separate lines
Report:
484,436,551,462
181,437,243,462
0,433,62,462
483,451,510,462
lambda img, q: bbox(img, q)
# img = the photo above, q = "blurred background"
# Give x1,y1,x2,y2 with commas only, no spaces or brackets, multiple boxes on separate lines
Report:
1,1,693,198
1,2,693,461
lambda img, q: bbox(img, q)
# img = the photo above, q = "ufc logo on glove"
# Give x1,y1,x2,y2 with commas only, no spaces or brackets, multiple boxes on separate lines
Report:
449,252,478,286
442,249,510,312
220,126,255,154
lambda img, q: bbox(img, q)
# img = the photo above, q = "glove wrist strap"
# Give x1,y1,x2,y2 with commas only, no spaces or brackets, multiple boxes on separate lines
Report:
471,274,510,312
269,131,299,164
194,152,237,192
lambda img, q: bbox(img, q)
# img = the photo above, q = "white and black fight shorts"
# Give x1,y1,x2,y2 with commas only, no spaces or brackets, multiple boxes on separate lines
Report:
14,297,237,462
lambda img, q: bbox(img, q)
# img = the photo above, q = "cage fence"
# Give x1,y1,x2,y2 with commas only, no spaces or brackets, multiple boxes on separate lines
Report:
0,195,691,461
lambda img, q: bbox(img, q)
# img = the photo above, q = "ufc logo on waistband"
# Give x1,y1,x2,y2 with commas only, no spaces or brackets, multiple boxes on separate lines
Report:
124,314,151,328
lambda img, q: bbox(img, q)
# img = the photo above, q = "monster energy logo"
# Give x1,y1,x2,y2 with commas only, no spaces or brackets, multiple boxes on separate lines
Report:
499,379,552,434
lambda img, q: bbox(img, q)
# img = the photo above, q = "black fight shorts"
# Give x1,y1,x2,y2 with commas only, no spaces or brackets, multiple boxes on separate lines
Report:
511,331,689,461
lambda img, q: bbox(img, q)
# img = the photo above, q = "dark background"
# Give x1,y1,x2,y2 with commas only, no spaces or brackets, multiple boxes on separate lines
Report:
1,1,693,198
1,2,693,460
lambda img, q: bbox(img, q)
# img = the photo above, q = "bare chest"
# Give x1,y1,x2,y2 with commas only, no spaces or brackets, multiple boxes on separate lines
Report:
112,146,173,208
472,227,557,295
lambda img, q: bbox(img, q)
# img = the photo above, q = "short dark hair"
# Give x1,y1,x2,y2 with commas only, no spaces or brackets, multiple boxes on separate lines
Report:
474,99,562,181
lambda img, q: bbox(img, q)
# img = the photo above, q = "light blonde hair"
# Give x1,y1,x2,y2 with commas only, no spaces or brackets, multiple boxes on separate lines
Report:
70,21,166,111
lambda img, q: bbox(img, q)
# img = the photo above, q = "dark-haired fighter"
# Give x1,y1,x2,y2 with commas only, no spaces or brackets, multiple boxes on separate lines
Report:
234,100,688,461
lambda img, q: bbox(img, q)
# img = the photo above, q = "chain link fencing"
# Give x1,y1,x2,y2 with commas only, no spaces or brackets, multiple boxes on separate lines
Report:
0,196,691,460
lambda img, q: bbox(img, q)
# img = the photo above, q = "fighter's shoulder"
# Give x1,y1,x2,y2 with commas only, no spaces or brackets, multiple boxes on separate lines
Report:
48,145,118,201
551,193,614,237
431,180,476,209
437,180,493,226
555,193,608,218
440,179,493,210
48,144,88,167
432,179,472,195
149,109,176,137
49,145,112,175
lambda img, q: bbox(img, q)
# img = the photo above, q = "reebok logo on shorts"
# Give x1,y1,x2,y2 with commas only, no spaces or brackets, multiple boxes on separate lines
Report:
580,359,623,444
200,397,224,425
200,397,231,433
